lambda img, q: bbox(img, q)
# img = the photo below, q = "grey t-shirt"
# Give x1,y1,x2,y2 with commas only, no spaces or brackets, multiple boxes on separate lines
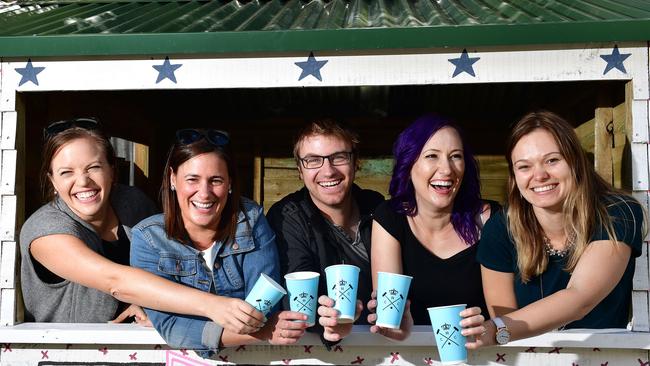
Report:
19,184,157,323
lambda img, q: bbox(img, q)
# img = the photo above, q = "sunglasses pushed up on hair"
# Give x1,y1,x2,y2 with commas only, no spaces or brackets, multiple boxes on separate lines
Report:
43,118,99,140
175,129,230,147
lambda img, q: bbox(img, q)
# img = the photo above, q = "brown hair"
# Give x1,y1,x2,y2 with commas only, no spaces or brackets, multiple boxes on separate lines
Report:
40,127,116,202
506,110,621,282
292,119,360,166
161,133,240,244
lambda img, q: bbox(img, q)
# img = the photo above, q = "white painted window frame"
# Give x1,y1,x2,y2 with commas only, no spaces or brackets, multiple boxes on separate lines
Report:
0,42,648,348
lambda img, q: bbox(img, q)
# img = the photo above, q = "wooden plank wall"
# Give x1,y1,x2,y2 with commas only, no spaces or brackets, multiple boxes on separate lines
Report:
257,155,509,212
0,110,20,326
575,88,650,332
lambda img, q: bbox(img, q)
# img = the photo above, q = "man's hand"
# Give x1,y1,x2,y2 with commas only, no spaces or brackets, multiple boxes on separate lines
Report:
318,295,363,342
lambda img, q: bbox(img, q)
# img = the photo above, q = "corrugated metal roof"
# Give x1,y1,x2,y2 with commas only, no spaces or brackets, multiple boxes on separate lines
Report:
1,0,650,56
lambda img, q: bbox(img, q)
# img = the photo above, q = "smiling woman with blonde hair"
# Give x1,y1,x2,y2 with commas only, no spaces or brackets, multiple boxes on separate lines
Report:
473,110,646,348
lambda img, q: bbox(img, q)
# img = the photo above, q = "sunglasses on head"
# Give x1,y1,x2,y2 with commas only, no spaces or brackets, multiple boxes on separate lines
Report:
175,129,230,147
43,118,99,140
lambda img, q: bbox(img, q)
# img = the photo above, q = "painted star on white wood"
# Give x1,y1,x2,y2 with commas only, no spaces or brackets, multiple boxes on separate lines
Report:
14,59,45,86
600,45,631,75
153,56,182,84
448,49,480,78
295,52,328,82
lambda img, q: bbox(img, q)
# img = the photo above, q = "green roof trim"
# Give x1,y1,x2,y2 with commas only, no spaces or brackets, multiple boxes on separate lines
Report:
1,0,650,57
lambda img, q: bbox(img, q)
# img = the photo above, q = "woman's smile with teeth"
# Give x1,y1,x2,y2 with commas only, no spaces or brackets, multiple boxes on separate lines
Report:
319,180,341,188
532,184,557,193
430,180,453,188
75,190,98,201
192,201,215,209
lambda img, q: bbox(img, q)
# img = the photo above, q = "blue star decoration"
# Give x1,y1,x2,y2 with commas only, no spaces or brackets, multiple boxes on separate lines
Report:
600,45,631,75
295,52,328,82
448,49,480,78
15,59,45,86
153,56,182,84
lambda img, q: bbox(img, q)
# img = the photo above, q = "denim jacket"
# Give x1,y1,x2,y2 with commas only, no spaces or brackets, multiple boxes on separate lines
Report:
130,197,280,355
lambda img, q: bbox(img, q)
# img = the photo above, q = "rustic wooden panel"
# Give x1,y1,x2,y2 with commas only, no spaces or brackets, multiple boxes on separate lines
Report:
574,118,595,154
0,288,15,326
0,63,16,112
633,243,649,291
260,155,509,211
0,195,16,241
133,143,149,178
581,103,628,188
632,143,649,190
632,191,650,241
612,103,627,189
0,111,16,150
0,241,16,289
632,99,649,143
253,157,262,204
595,107,614,184
631,291,650,332
0,149,16,195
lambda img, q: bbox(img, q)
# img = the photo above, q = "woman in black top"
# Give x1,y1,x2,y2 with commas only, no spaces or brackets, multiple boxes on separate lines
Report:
473,111,645,347
368,114,493,341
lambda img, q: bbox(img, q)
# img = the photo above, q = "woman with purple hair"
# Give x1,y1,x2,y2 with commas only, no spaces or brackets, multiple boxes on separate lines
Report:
367,114,498,341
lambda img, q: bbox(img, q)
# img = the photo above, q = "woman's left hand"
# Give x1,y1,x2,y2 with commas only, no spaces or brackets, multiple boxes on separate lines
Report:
459,306,490,349
110,304,153,327
263,311,310,345
367,290,413,341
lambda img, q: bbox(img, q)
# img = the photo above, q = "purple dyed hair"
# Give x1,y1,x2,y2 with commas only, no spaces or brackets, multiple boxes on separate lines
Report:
389,114,483,245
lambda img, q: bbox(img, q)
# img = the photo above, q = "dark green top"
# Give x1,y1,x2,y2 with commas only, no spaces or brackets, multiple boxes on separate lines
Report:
477,194,644,329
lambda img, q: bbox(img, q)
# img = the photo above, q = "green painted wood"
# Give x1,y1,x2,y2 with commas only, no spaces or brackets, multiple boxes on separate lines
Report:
1,0,650,56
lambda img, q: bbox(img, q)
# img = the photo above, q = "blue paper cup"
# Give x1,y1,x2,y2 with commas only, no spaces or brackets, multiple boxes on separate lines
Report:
324,264,360,323
428,304,467,365
244,273,287,316
375,271,412,329
284,271,320,327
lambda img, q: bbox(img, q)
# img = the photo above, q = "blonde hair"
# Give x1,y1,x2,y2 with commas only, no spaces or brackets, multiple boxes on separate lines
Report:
506,111,622,283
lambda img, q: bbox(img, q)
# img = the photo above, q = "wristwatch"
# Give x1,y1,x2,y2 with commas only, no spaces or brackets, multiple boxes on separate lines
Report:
492,317,510,345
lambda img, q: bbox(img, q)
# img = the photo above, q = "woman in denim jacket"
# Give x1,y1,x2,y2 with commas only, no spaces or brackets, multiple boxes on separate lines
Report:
131,129,308,355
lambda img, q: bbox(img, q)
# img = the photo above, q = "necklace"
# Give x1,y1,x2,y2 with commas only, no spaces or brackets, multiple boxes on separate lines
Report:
543,231,576,257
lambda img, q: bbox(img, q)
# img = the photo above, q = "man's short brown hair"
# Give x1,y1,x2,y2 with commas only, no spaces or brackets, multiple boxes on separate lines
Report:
292,119,359,164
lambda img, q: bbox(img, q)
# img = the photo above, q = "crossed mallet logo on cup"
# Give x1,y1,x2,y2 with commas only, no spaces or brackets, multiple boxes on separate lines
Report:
436,323,461,349
332,279,354,303
293,291,314,312
381,288,404,312
255,299,273,313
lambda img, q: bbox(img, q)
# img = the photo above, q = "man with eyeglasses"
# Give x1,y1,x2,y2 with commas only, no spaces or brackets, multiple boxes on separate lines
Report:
267,119,383,346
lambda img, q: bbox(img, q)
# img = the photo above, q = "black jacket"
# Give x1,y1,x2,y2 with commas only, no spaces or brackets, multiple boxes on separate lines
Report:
267,184,384,338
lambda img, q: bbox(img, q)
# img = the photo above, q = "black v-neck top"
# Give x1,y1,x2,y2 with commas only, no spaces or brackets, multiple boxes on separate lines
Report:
374,201,492,325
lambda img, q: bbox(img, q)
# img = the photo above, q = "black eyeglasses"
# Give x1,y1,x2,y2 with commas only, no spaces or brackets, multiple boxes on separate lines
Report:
176,129,230,147
43,118,99,140
299,151,353,169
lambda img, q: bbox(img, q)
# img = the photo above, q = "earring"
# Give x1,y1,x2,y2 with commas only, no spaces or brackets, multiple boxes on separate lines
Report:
228,188,232,194
171,185,176,192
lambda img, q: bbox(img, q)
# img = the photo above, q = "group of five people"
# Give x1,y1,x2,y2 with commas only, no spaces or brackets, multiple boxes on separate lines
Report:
19,111,645,356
